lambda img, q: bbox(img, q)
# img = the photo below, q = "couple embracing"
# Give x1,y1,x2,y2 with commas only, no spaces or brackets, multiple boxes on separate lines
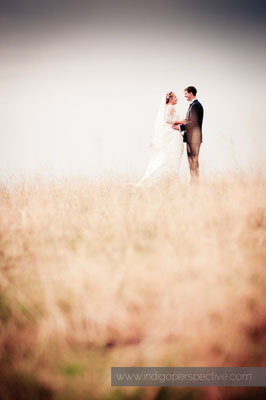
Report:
136,86,204,186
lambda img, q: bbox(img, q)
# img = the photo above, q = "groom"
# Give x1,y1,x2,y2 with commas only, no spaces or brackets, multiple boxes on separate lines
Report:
173,86,204,183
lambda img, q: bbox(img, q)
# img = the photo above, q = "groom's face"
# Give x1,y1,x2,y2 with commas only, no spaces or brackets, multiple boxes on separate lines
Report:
184,90,193,102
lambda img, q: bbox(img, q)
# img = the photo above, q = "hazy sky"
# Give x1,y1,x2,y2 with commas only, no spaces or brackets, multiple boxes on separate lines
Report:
1,0,266,180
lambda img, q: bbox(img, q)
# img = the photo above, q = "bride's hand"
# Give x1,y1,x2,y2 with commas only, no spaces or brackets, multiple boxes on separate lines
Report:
149,142,153,148
172,124,180,131
176,119,186,124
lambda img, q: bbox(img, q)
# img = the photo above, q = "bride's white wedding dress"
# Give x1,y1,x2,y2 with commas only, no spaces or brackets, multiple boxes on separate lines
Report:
136,102,184,187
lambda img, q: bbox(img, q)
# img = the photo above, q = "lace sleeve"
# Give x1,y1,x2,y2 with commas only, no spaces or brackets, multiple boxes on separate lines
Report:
165,106,176,125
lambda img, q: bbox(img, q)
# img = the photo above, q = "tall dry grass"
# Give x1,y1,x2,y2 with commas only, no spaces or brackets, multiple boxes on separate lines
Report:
0,174,265,400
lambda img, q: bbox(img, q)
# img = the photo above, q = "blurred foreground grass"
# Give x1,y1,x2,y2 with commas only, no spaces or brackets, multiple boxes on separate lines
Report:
0,175,265,400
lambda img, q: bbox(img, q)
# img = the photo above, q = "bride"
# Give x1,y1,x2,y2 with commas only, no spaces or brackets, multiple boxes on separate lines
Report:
136,91,185,186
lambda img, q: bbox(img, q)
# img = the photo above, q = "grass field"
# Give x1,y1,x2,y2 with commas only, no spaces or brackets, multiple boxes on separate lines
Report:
0,174,265,400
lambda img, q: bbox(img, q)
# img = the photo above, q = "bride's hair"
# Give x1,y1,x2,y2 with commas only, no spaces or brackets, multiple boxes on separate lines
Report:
166,91,174,104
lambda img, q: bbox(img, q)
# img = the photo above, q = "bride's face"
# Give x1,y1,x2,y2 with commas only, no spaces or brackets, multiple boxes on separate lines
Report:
170,94,177,105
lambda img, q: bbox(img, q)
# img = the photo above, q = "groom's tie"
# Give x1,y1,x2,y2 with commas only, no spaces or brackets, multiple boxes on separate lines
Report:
186,104,192,118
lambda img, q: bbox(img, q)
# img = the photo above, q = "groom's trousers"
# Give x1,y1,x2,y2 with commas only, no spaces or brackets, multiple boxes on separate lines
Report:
186,142,201,183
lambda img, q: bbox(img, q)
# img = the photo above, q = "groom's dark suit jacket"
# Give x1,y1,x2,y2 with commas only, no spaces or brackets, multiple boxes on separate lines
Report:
180,99,204,144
